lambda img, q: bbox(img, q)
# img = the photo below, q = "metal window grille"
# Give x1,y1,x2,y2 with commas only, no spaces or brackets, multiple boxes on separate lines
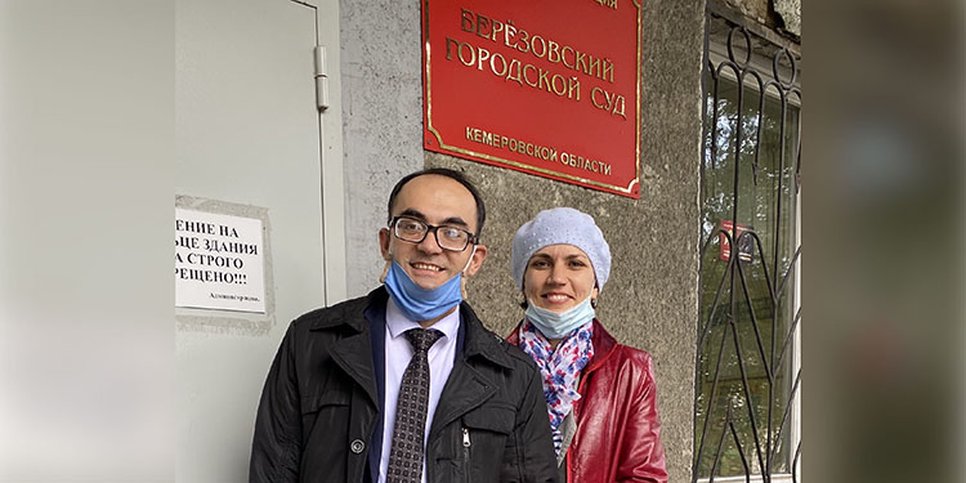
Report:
693,6,802,482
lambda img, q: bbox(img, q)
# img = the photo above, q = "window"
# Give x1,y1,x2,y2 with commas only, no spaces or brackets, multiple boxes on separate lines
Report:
693,14,801,482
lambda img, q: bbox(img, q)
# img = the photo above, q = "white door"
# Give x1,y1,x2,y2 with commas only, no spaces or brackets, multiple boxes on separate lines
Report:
175,0,343,480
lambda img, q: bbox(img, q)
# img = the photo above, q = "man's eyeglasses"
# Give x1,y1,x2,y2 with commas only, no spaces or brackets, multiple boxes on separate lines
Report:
389,216,477,252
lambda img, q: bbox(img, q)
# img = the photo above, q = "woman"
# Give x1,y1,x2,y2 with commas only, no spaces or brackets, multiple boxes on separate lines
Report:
507,207,668,483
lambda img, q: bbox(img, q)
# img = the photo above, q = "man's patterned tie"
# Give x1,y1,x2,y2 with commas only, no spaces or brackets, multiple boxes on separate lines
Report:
386,328,443,482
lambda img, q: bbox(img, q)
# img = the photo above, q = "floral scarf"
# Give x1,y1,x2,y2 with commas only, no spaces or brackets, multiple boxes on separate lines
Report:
518,319,594,456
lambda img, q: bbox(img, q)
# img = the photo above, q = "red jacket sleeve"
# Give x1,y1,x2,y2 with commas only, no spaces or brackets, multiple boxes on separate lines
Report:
616,350,668,483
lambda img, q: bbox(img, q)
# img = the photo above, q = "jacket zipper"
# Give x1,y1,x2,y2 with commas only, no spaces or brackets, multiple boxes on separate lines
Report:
462,426,471,482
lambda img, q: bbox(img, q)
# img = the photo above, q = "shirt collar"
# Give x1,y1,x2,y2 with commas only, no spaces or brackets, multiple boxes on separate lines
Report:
385,297,460,341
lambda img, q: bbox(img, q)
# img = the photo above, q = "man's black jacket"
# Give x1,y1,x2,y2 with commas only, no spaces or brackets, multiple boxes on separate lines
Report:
249,287,558,482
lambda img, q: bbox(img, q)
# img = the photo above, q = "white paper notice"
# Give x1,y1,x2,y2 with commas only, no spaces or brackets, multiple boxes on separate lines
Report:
175,208,266,313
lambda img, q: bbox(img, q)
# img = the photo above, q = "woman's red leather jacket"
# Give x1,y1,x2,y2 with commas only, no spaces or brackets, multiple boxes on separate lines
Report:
508,319,668,483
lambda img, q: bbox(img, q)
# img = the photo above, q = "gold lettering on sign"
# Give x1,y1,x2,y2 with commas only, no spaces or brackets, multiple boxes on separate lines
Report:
445,37,582,103
464,126,560,162
594,0,617,9
458,8,616,83
560,151,613,175
589,86,627,119
464,126,613,177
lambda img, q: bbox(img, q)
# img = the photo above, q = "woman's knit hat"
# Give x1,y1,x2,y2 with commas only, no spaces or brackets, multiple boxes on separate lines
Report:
511,207,612,291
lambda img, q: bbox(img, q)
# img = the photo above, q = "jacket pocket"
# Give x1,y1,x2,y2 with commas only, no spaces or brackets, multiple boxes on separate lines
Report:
299,392,353,481
300,391,350,414
458,405,516,481
462,405,514,434
300,392,351,449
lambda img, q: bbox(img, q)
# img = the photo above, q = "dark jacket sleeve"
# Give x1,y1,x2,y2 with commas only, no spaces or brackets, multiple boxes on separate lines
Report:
616,350,668,483
505,362,559,483
249,322,302,483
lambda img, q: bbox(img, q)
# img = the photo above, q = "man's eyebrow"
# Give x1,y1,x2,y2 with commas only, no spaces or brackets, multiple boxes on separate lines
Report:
439,216,469,228
398,208,427,221
397,209,470,229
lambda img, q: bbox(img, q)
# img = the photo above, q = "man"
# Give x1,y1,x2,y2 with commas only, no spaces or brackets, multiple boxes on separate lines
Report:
250,168,558,482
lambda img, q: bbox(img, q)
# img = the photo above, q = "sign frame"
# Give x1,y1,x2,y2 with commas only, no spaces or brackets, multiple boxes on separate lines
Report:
422,0,643,198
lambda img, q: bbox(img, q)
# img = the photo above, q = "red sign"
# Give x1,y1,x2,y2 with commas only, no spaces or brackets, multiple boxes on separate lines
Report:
422,0,642,198
719,220,754,263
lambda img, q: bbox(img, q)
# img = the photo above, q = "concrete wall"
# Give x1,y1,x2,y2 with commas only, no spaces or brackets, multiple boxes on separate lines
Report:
340,0,425,298
338,0,705,480
722,0,801,37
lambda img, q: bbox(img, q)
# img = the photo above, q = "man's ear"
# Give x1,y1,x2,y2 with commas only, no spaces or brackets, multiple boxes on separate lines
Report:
463,243,488,277
378,228,392,260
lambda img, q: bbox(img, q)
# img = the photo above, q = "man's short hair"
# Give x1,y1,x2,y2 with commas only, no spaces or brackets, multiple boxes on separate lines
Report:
386,167,487,237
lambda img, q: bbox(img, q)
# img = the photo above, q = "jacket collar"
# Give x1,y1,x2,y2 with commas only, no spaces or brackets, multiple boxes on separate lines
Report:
582,319,618,374
306,286,390,333
458,301,514,369
506,318,618,373
309,286,513,370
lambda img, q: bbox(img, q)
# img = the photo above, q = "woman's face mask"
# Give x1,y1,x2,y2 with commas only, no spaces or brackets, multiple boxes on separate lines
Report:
525,294,596,340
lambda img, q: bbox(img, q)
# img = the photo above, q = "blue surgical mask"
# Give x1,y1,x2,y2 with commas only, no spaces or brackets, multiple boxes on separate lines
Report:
525,295,596,340
384,260,463,322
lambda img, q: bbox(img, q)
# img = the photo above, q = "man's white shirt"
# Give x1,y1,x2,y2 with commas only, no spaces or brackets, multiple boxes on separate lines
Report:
378,298,459,483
